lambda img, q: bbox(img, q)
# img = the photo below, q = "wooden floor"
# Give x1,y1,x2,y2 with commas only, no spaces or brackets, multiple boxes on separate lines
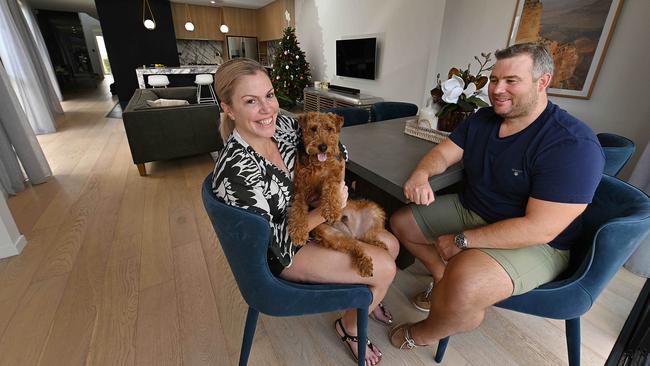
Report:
1,79,644,366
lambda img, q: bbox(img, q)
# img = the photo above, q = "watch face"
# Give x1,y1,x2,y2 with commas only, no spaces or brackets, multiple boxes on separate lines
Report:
455,233,467,249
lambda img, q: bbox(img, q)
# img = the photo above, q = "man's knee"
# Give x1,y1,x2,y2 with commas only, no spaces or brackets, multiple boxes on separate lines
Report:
434,251,513,311
389,206,416,241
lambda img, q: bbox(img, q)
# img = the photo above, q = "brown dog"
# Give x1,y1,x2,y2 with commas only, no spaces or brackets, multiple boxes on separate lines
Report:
288,112,387,277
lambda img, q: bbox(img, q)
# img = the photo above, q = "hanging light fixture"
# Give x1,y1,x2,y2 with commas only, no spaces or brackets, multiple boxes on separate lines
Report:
219,7,229,33
142,0,156,30
184,3,195,32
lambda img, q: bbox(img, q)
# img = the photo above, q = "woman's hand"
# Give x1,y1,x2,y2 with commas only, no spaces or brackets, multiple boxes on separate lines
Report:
404,170,434,205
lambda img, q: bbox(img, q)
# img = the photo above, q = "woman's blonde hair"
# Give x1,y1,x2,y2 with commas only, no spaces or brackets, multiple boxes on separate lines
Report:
215,58,268,143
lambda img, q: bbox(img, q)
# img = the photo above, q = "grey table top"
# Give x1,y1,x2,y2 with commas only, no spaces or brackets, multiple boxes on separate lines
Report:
340,117,463,203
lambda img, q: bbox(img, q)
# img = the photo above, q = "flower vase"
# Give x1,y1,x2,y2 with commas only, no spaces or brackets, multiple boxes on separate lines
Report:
437,111,473,132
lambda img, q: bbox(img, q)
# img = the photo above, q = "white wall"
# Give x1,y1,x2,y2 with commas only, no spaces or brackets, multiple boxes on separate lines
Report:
297,0,650,179
295,0,446,106
79,12,103,77
434,0,650,180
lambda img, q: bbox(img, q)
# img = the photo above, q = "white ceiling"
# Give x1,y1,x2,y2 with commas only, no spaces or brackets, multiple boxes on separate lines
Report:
24,0,276,19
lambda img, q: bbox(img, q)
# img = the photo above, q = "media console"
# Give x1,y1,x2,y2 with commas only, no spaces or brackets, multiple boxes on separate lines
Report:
303,87,383,115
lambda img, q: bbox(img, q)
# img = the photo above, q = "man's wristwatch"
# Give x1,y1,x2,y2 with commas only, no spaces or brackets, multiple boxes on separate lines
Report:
454,232,469,250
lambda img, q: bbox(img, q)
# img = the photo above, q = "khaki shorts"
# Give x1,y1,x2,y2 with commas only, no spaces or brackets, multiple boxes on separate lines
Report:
410,194,569,296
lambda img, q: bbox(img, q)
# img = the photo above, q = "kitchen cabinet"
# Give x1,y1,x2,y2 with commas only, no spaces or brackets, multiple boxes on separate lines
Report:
171,3,224,41
170,0,294,43
256,0,294,41
222,7,257,37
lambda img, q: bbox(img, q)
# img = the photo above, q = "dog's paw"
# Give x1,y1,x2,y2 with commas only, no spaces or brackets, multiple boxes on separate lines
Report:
289,229,309,246
354,255,374,277
288,221,309,246
321,205,343,224
366,239,388,251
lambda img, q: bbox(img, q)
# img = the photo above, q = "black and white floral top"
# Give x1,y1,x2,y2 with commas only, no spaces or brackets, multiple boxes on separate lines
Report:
211,114,347,269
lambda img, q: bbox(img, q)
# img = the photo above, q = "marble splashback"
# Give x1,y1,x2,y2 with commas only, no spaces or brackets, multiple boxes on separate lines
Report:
177,40,225,65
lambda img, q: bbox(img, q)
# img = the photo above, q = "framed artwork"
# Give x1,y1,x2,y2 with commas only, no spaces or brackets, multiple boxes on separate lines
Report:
508,0,625,99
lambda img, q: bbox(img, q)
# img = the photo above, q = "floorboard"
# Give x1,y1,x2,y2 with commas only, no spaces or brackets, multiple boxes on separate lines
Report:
0,78,644,366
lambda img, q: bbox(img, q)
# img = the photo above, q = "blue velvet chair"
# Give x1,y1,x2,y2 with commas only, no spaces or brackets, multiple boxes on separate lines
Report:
201,175,373,366
434,175,650,365
370,101,418,122
324,107,370,127
597,133,635,177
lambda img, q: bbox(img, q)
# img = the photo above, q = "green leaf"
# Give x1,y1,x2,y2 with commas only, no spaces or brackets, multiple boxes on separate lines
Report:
436,103,458,117
457,99,475,112
467,96,489,108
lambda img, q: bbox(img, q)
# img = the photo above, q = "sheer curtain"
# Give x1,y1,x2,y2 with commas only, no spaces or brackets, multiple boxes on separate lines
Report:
20,0,63,107
0,0,59,134
0,62,51,197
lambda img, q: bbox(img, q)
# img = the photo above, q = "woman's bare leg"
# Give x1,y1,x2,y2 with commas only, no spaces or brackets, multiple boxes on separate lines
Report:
280,240,397,365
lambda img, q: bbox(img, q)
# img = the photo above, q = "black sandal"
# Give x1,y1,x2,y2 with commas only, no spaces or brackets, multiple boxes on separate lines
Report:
334,318,382,364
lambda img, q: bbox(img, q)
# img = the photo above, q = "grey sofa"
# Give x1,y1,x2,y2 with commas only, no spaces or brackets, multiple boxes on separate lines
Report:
122,87,223,176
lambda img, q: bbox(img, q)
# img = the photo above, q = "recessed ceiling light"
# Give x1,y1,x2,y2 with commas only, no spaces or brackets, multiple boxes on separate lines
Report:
210,1,215,3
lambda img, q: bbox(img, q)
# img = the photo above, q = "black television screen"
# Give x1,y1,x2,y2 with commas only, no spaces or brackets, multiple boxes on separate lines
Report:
336,37,376,80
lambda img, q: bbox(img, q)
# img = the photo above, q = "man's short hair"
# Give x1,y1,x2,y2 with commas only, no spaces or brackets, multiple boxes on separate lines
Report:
495,43,554,80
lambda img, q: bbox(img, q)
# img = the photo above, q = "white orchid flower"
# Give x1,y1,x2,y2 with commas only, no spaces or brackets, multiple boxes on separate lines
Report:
441,75,465,104
463,82,477,98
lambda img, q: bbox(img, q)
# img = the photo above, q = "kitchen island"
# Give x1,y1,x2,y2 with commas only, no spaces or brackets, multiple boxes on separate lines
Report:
135,65,219,89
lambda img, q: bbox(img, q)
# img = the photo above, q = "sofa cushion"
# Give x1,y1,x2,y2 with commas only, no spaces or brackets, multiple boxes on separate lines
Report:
146,98,190,108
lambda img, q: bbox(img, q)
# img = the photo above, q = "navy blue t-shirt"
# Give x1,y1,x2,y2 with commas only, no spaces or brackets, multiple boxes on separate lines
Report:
449,101,604,250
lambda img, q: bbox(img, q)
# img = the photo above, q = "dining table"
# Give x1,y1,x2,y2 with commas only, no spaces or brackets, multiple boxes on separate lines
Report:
339,117,464,268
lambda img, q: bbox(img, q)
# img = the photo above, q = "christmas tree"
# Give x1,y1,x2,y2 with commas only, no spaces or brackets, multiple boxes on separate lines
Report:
271,27,311,108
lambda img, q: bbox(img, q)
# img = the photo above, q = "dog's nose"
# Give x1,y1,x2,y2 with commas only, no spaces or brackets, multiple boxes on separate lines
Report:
318,144,328,152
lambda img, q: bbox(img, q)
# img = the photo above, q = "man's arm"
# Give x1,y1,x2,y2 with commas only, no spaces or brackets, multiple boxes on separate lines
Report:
436,197,588,260
403,138,463,205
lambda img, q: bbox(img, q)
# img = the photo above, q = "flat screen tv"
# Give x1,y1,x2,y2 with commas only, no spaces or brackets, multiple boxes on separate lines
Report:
336,37,377,80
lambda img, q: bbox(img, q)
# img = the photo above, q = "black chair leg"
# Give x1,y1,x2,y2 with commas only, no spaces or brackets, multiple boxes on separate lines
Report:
435,336,450,363
357,307,368,366
239,307,259,366
566,317,581,366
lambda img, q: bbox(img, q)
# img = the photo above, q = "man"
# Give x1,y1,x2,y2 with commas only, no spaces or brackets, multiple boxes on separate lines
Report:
388,43,604,349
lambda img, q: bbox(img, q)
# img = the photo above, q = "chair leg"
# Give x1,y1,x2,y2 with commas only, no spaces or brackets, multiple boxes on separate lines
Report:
196,85,202,104
356,307,368,366
239,307,259,366
136,163,146,176
209,84,218,104
435,336,450,363
565,318,581,366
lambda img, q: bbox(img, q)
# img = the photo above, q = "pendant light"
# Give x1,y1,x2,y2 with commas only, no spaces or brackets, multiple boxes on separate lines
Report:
142,0,156,30
219,7,229,33
184,3,195,32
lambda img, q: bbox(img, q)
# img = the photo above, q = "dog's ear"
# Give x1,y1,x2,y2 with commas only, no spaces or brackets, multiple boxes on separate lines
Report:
326,113,344,132
296,113,308,130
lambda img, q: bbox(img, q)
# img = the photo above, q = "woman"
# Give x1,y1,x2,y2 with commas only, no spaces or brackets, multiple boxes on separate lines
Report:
211,58,398,366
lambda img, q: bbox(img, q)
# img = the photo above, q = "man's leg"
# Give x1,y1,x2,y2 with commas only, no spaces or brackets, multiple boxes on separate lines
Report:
390,206,446,282
399,249,513,345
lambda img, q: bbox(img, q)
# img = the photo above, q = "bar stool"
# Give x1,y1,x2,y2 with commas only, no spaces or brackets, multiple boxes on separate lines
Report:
148,75,169,88
195,74,218,104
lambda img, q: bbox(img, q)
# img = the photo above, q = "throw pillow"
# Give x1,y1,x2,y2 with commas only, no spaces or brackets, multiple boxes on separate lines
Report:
146,98,190,107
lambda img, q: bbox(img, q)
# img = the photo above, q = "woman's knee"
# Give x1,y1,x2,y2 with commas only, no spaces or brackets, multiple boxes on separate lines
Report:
377,230,400,259
370,251,397,285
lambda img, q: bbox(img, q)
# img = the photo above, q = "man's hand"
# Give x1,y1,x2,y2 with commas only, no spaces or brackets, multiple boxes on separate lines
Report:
435,234,462,261
404,170,435,205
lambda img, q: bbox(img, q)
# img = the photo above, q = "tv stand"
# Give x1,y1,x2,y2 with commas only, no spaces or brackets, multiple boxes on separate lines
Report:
303,87,383,113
